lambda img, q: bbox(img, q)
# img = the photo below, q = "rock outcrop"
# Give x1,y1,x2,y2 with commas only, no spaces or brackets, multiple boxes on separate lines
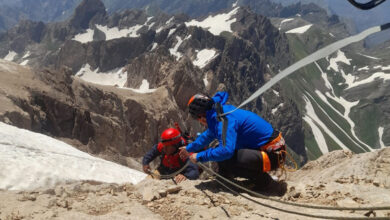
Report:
0,59,186,166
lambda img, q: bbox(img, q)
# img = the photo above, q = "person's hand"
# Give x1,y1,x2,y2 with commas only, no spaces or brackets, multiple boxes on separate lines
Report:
179,147,190,160
174,174,187,183
189,153,198,163
143,164,151,174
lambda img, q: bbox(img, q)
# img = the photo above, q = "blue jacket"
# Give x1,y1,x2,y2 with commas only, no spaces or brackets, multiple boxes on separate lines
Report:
186,92,274,162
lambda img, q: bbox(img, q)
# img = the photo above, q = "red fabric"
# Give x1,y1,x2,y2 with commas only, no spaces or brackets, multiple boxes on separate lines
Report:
157,138,188,169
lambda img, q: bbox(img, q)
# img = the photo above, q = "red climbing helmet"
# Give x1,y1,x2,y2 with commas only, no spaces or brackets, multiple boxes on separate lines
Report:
161,128,182,147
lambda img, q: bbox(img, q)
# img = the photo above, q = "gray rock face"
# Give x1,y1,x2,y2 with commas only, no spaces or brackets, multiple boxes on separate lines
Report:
69,0,107,30
0,60,187,167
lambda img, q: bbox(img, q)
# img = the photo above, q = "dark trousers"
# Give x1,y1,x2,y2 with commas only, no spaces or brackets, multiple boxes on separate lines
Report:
218,149,278,188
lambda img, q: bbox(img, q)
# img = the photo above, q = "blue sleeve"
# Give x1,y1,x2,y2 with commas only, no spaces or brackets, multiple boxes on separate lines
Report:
196,119,237,162
181,160,199,180
186,129,215,152
142,145,160,165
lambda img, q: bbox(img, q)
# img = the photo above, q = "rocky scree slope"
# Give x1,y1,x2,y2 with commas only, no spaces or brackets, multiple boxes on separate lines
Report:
1,147,389,219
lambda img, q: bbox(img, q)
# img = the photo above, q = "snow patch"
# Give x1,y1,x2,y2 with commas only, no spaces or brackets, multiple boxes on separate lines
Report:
193,49,219,68
357,53,380,60
357,66,369,71
315,62,334,94
203,72,209,87
271,103,284,115
166,17,174,25
96,24,143,40
278,18,294,30
22,51,31,59
20,60,29,66
378,127,388,149
72,29,94,43
285,24,312,34
185,7,238,35
76,64,127,87
168,28,177,37
3,51,17,61
303,95,348,153
146,17,153,24
373,65,390,71
0,122,146,191
303,115,328,154
169,36,184,61
310,63,374,152
327,50,352,72
347,71,390,89
127,79,156,93
151,43,158,51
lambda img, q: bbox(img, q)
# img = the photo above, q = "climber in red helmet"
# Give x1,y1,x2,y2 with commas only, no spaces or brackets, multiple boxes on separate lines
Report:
142,128,199,183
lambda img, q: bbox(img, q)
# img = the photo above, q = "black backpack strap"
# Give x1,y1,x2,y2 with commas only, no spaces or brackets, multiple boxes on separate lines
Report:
215,103,228,147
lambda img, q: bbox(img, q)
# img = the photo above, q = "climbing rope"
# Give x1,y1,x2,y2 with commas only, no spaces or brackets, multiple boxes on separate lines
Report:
197,162,390,212
149,160,190,179
211,174,389,220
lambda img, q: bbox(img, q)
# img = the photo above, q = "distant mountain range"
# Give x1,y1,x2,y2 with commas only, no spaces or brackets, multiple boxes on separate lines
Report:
1,0,389,43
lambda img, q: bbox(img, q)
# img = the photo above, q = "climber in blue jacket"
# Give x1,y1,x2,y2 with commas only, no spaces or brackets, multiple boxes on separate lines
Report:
180,92,287,190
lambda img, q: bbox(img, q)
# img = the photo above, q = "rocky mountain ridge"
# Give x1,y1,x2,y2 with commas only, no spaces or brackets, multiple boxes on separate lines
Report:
0,0,307,163
0,59,185,167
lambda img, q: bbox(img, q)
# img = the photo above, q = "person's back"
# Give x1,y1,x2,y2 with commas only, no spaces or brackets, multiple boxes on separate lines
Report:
181,92,287,195
207,104,274,150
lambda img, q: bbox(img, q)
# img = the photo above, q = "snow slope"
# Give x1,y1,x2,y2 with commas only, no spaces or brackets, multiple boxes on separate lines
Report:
0,122,146,191
285,24,312,34
185,7,238,35
76,64,127,87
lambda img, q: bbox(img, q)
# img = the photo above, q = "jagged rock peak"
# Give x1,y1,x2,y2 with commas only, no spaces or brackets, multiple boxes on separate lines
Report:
70,0,107,29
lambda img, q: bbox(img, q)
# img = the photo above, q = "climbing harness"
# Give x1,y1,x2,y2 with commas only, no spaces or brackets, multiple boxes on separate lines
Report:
348,0,387,10
221,22,390,117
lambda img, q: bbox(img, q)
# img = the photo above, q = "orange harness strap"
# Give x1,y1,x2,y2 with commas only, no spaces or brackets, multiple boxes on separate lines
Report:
260,132,284,152
261,151,271,172
260,132,286,173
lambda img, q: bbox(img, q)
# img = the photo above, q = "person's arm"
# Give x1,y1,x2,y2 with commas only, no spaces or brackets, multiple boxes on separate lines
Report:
186,129,214,152
142,144,161,173
196,119,238,162
181,160,200,180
